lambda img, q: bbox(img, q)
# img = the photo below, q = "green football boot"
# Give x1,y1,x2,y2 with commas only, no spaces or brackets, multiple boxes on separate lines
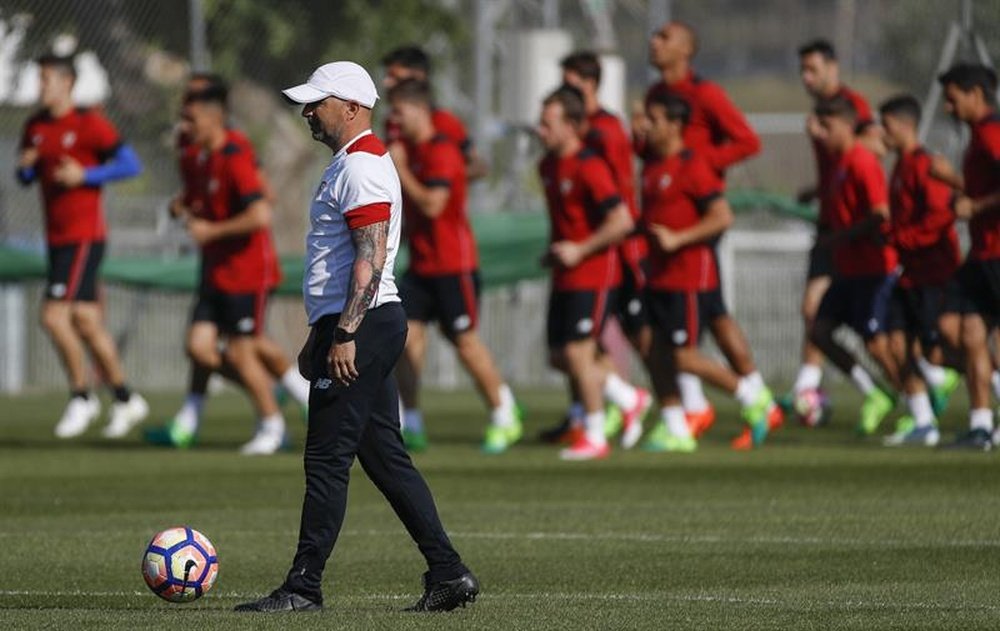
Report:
641,422,697,453
857,388,895,436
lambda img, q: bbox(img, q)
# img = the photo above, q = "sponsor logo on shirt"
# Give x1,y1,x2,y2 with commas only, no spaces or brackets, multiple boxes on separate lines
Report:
61,131,76,149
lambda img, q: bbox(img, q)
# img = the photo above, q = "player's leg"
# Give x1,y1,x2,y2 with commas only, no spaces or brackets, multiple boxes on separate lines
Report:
641,292,695,452
71,301,149,438
256,334,311,409
41,244,101,437
557,336,610,460
885,326,939,447
955,313,993,448
440,272,521,453
790,244,833,405
396,272,433,450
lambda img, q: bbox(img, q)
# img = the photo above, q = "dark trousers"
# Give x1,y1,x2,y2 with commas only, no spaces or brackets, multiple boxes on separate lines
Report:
282,302,467,603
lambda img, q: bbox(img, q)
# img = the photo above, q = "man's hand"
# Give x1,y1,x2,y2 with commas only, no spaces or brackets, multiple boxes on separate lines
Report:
186,218,217,245
18,147,39,169
649,224,683,253
954,195,976,220
388,142,408,170
327,340,358,386
549,240,586,269
169,194,192,220
52,156,86,188
805,114,825,141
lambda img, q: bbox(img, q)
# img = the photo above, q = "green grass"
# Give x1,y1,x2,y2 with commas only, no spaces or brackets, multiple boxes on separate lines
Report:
2,386,1000,630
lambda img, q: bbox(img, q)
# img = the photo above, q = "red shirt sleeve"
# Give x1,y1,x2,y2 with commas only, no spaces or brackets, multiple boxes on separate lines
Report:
420,141,463,188
685,155,725,211
698,82,761,171
850,92,875,131
227,149,264,215
433,110,472,156
895,154,957,249
582,157,621,214
855,150,889,213
85,111,122,158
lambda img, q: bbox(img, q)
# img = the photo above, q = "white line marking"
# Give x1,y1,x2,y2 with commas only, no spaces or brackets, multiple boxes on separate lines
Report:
1,590,998,612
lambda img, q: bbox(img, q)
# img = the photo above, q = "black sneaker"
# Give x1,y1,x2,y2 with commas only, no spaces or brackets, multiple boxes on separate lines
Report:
405,572,479,612
539,415,574,444
942,428,993,451
233,588,322,612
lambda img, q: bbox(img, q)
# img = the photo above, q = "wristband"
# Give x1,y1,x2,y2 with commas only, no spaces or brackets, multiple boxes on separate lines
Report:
334,327,355,343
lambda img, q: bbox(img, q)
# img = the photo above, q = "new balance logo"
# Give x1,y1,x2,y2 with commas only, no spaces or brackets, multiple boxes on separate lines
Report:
314,378,333,390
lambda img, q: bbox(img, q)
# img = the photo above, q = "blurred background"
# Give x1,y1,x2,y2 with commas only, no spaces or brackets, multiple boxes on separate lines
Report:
0,0,997,394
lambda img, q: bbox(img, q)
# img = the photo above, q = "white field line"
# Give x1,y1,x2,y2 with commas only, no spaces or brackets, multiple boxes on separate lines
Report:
0,589,999,612
1,528,1000,549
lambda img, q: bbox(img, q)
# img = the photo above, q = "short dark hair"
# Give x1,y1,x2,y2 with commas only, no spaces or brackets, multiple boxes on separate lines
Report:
387,78,433,108
879,94,922,126
543,84,586,126
381,46,431,75
36,53,77,81
938,63,998,103
560,51,602,85
184,78,229,108
798,39,837,61
815,93,858,124
647,91,691,126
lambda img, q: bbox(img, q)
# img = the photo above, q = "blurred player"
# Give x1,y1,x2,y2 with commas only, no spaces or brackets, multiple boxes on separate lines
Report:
938,64,1000,450
639,92,777,452
16,53,148,439
879,94,962,447
635,21,762,441
380,46,487,179
808,95,900,435
555,51,651,445
166,82,292,455
790,40,883,423
537,86,647,460
145,75,310,450
386,79,522,454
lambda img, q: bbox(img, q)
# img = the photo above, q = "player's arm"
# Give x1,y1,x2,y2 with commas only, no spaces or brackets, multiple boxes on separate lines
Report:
464,146,489,181
928,154,964,190
80,143,143,186
856,123,886,158
547,202,633,270
649,196,733,253
894,165,956,249
16,145,39,186
702,84,761,171
188,197,271,245
388,142,450,219
327,216,389,386
954,142,1000,219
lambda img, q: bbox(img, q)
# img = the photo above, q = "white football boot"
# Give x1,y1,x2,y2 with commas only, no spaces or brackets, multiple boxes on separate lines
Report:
54,395,101,438
239,421,287,456
102,393,150,438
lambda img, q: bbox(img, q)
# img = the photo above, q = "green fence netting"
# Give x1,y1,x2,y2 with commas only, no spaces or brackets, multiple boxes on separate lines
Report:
0,191,815,294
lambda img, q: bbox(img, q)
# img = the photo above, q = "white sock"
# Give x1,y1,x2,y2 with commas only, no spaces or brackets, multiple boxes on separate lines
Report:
793,364,823,394
662,406,691,439
174,394,204,434
850,365,876,395
735,375,763,407
404,408,424,432
281,368,311,406
907,392,935,428
970,408,994,433
261,413,285,434
992,371,1000,400
678,373,709,413
917,357,947,388
603,373,639,411
569,401,585,427
584,410,607,445
490,384,517,428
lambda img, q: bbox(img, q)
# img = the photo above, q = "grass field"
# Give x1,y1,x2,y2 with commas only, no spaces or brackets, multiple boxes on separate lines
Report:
3,385,1000,630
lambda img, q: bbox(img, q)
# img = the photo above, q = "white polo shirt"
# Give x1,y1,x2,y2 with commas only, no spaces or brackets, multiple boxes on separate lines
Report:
304,130,401,324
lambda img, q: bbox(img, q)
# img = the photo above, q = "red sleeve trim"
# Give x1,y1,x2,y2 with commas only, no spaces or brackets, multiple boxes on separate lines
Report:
344,202,391,229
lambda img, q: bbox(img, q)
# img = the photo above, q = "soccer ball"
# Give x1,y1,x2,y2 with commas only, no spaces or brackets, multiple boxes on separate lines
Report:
141,527,219,602
794,388,830,428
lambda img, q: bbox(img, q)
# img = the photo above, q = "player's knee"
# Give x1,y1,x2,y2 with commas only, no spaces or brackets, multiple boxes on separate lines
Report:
70,308,102,341
961,318,987,350
186,339,219,369
452,331,482,357
39,304,70,335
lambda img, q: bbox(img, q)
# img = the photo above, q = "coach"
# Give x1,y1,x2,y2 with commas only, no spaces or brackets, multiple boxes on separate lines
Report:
235,61,478,613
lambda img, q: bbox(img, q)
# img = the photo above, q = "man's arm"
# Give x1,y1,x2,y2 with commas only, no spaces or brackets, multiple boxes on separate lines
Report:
187,199,270,245
326,220,389,385
702,84,761,171
388,143,450,219
547,204,633,269
649,196,733,253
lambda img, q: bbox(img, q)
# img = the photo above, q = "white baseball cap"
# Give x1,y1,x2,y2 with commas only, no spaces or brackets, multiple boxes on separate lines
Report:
282,61,379,108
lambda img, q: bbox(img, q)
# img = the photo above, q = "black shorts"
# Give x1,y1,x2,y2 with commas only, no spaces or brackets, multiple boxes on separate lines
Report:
399,270,480,337
45,241,105,302
191,287,269,336
547,287,617,348
614,257,649,336
816,274,896,339
886,282,958,347
955,259,1000,322
646,288,728,348
807,240,835,280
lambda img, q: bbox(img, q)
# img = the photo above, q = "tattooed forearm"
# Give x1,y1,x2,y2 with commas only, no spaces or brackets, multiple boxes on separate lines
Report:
340,220,388,332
